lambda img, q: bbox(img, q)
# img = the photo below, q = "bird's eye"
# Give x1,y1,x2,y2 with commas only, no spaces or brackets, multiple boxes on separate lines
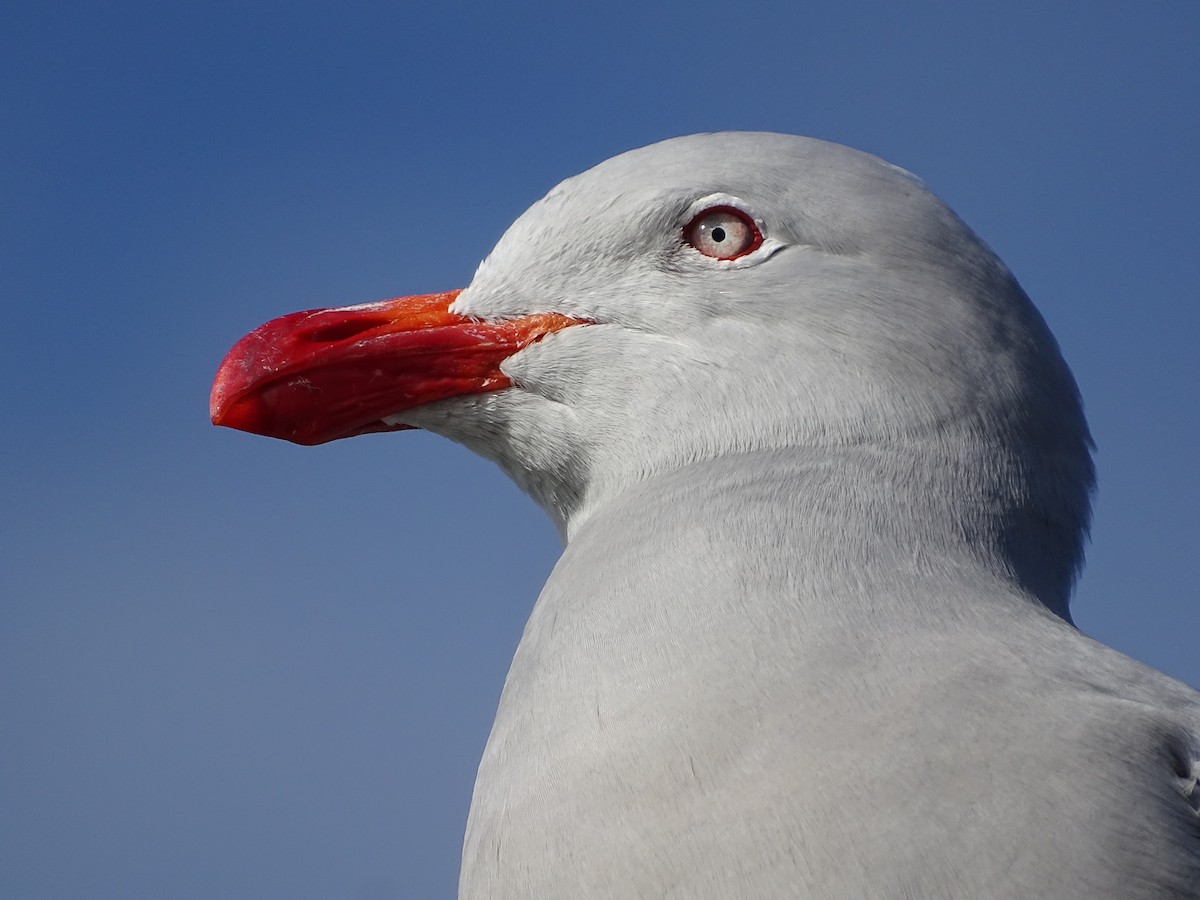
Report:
683,206,763,260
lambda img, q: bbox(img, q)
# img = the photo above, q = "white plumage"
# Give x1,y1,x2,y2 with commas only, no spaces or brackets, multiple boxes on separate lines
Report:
223,133,1200,898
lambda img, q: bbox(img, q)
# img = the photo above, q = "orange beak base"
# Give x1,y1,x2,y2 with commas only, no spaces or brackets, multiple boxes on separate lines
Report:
210,290,586,445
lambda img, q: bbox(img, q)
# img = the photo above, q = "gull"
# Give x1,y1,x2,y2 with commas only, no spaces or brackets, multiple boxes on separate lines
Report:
212,132,1200,898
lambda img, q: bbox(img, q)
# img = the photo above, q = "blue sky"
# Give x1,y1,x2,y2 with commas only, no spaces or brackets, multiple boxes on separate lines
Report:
2,3,1197,898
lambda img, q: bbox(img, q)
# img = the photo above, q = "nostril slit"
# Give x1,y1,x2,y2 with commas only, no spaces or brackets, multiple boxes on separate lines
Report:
306,318,389,343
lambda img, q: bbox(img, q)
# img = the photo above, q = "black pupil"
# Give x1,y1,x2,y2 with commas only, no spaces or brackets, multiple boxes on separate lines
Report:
711,226,726,243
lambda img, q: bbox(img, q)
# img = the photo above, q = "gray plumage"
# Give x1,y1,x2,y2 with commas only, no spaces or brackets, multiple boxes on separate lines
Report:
397,133,1200,898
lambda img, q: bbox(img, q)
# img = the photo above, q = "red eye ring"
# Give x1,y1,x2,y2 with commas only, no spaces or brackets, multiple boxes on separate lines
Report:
683,205,763,260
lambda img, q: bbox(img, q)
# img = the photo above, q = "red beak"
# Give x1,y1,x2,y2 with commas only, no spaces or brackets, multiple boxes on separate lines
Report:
210,290,587,445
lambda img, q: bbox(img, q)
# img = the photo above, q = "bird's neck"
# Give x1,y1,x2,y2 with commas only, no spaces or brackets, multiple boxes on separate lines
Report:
467,442,1082,874
464,442,1097,897
564,441,1079,624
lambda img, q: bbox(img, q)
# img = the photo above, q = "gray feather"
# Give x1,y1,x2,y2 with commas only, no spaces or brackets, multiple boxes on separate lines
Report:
399,133,1199,898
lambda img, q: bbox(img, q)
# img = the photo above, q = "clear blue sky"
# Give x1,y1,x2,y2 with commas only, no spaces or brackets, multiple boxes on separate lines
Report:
2,3,1197,898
